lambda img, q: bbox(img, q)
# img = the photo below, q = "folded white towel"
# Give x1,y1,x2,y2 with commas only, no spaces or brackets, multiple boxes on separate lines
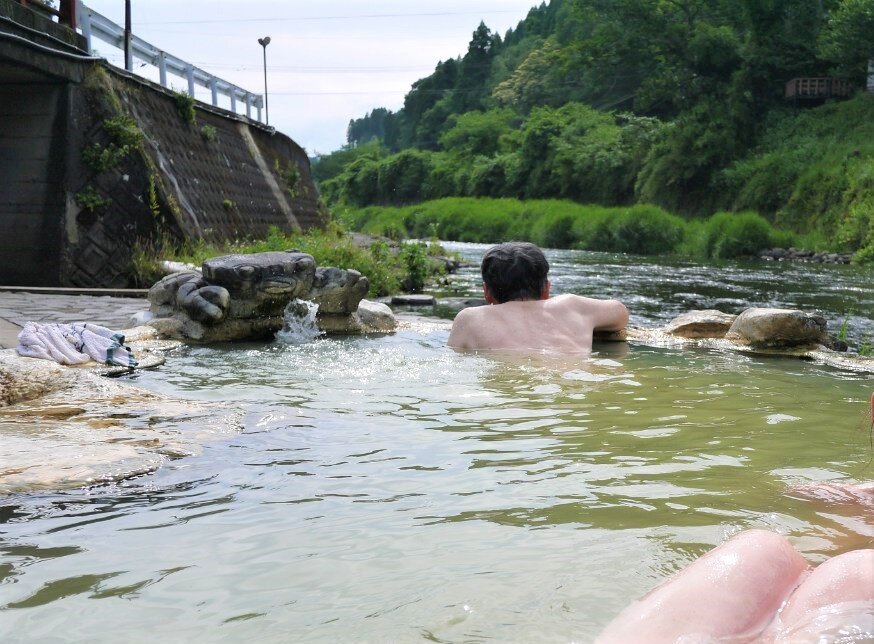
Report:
17,322,138,368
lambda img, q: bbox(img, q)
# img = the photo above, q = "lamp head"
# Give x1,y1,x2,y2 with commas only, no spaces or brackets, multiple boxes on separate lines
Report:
258,36,271,47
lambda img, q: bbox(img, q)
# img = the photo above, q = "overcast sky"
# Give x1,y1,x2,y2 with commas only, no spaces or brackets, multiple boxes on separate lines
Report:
82,1,537,155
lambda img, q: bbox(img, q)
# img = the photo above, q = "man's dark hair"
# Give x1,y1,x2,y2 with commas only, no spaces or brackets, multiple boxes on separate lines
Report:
481,242,549,304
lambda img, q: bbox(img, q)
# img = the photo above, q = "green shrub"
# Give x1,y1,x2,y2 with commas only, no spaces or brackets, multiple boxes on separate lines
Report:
400,241,429,293
200,125,217,142
339,197,804,260
156,224,450,297
82,143,126,173
702,211,790,259
174,91,196,124
75,185,110,212
81,116,143,174
586,205,685,255
103,115,143,149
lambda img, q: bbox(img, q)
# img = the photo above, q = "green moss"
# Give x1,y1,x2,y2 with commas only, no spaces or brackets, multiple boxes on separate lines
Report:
82,65,124,113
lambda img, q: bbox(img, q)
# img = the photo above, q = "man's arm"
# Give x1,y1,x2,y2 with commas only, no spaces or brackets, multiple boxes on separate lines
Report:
448,307,476,349
577,297,628,331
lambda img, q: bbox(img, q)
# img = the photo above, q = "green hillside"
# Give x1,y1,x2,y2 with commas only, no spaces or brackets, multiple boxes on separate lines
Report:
315,0,874,262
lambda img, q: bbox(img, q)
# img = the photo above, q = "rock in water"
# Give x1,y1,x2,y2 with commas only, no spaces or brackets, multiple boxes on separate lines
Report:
391,294,436,306
357,300,397,333
725,308,828,348
665,310,737,339
147,251,371,342
0,349,239,492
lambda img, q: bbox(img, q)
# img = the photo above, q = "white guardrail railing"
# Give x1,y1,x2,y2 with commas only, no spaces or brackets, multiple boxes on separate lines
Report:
77,0,264,122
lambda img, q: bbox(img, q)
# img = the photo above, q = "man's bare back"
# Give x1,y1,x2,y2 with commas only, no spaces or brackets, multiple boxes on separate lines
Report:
448,242,628,353
448,293,628,353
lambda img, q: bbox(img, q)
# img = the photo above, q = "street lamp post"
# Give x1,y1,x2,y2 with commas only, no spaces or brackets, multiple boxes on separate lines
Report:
258,36,271,125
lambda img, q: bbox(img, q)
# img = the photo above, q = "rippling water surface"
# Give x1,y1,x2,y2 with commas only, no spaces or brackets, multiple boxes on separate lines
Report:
0,246,871,642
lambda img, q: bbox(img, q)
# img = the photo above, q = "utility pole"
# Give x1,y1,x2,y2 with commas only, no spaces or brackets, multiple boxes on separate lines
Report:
258,36,271,125
124,0,132,71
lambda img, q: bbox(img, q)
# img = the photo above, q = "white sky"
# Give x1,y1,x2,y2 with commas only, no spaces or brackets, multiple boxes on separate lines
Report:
82,1,537,155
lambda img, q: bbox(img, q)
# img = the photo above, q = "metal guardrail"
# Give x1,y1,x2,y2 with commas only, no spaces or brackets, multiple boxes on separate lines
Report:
77,0,264,121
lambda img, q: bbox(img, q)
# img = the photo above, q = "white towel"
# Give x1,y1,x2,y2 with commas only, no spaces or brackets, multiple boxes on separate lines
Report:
16,322,138,368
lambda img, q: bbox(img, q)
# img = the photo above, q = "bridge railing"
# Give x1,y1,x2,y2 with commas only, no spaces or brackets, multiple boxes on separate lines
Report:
76,0,264,122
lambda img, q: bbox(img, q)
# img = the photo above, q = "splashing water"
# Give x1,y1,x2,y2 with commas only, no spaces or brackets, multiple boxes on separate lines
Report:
275,299,323,344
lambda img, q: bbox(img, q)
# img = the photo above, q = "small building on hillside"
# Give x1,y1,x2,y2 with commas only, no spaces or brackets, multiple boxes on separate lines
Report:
785,77,853,105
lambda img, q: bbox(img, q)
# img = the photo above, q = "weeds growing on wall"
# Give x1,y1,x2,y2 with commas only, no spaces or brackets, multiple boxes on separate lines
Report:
200,125,217,142
81,115,143,174
173,91,196,124
75,186,110,213
274,159,302,198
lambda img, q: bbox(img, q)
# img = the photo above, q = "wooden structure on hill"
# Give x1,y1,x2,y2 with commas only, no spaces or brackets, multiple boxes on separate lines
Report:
785,78,853,105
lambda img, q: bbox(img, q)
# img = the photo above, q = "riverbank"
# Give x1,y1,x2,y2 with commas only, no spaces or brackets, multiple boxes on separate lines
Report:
132,224,457,296
337,198,853,262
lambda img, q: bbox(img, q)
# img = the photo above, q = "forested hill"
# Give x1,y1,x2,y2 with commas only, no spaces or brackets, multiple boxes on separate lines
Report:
315,0,874,262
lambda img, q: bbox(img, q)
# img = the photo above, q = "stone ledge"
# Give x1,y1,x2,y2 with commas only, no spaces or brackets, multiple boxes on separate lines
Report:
0,286,149,298
0,317,21,350
625,327,874,374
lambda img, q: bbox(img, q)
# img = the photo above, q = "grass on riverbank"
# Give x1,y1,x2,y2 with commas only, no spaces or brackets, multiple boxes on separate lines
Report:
337,198,809,260
129,224,443,295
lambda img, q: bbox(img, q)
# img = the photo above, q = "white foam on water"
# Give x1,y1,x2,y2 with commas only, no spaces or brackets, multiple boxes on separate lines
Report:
276,299,324,344
766,413,801,424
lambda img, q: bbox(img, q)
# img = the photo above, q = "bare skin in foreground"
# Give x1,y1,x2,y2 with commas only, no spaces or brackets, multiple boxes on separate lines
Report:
597,530,874,643
599,393,874,643
448,286,628,353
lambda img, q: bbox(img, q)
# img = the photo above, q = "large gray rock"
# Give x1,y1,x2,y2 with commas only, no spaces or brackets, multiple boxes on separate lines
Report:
357,300,397,333
665,310,737,339
310,266,369,314
203,251,316,320
0,349,237,493
147,251,371,342
725,308,828,348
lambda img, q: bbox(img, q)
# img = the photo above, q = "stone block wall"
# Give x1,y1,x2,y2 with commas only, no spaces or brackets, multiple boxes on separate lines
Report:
58,65,324,288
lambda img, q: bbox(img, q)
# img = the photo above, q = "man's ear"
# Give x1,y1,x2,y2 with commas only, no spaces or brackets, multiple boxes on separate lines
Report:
540,280,551,300
483,283,498,305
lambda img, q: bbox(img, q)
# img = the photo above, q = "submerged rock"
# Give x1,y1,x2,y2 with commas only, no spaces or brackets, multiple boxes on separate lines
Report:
146,251,372,342
725,308,828,348
391,294,437,306
664,310,737,339
0,349,238,492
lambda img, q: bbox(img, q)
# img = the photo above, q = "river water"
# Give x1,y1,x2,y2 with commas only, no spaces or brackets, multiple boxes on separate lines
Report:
0,244,872,642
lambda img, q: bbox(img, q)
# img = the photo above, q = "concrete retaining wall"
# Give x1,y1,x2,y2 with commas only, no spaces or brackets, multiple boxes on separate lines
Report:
0,51,323,287
0,83,66,286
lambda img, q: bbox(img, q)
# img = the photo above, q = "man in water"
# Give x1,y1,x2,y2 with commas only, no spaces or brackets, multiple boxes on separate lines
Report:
448,242,628,352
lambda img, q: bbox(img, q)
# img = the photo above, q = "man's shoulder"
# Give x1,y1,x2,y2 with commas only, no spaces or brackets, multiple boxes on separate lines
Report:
550,294,621,308
547,293,588,309
454,304,487,321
